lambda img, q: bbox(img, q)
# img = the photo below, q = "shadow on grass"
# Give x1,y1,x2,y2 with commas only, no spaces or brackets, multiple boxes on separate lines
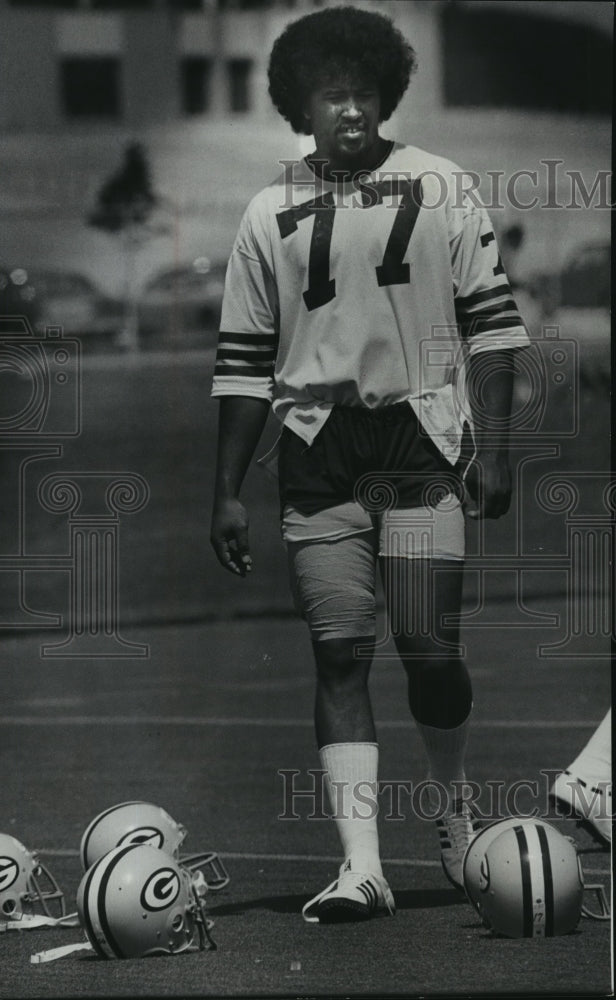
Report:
210,886,467,917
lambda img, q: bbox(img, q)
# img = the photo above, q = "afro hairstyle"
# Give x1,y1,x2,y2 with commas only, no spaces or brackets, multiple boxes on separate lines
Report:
268,5,417,135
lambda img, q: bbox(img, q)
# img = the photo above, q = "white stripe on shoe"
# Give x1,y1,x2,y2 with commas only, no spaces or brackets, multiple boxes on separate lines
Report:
302,862,395,924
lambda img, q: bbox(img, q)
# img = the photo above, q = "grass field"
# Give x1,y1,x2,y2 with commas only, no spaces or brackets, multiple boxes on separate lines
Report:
0,342,612,997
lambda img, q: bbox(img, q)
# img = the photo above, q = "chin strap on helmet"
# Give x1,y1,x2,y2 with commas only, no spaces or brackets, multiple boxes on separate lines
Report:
1,911,79,931
30,942,94,964
191,869,217,951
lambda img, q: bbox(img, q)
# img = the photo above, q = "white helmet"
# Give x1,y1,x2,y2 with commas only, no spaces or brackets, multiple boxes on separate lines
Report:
77,843,216,958
463,817,554,914
472,820,585,937
0,833,66,925
464,817,610,935
80,802,185,869
80,801,228,890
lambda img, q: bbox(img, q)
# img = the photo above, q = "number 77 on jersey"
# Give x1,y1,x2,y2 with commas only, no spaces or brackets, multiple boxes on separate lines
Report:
275,177,424,311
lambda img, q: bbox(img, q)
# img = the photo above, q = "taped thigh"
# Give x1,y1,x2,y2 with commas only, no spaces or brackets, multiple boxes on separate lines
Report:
287,532,377,641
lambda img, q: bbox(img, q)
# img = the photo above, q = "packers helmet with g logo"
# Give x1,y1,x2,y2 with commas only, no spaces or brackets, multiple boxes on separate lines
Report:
0,832,68,928
80,801,229,890
76,843,215,958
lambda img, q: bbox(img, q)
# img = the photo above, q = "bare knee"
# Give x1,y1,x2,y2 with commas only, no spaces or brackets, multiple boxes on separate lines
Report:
402,653,463,678
312,636,374,689
404,655,472,727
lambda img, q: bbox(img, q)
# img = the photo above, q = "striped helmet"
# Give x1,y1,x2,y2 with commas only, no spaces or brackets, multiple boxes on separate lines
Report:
462,817,554,915
475,820,583,937
80,801,228,891
80,802,186,871
77,844,214,958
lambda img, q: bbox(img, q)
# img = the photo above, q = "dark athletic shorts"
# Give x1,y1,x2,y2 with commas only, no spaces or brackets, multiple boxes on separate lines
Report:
278,403,463,517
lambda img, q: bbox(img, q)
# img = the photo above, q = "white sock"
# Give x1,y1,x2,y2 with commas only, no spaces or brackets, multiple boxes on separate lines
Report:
569,710,611,780
415,712,471,813
319,742,382,876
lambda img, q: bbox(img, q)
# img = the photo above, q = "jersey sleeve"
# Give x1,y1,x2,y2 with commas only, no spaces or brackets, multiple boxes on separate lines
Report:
451,196,531,355
211,204,279,401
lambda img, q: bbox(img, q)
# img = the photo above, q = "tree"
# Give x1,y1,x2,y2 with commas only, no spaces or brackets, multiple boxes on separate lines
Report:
88,143,164,350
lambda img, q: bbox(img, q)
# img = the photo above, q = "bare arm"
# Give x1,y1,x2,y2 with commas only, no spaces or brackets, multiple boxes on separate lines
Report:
464,349,516,520
210,396,271,574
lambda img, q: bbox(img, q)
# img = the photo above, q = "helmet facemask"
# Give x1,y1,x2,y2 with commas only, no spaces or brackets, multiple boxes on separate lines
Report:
0,834,70,928
23,856,67,921
181,850,230,892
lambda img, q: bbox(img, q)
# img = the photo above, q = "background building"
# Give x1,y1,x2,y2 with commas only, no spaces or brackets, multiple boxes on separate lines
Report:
0,0,612,332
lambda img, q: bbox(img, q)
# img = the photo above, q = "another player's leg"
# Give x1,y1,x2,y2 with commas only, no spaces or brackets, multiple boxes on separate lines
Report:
379,499,477,890
287,532,395,922
550,710,612,844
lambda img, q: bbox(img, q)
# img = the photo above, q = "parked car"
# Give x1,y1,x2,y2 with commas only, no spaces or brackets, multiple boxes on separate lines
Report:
559,241,609,309
25,269,123,337
1,264,123,339
528,241,610,316
138,258,227,338
0,264,41,327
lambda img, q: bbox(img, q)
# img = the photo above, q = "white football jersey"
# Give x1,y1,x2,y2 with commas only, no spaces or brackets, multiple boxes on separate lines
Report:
212,142,530,463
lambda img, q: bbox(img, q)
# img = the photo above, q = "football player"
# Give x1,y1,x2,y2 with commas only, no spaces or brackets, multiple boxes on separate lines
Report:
211,6,529,922
550,710,612,845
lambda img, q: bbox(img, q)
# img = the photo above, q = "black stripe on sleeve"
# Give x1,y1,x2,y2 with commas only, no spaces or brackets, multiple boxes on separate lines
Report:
217,331,278,346
466,315,523,337
455,283,513,309
456,298,519,320
458,313,523,339
215,330,278,375
215,348,276,362
214,364,275,378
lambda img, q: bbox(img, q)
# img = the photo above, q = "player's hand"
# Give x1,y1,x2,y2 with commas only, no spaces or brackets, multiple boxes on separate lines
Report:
464,453,512,520
210,497,253,576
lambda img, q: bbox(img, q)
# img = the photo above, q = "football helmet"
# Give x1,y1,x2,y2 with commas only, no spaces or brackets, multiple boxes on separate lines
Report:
77,843,216,958
0,833,67,926
469,820,593,937
463,817,554,914
80,801,229,890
